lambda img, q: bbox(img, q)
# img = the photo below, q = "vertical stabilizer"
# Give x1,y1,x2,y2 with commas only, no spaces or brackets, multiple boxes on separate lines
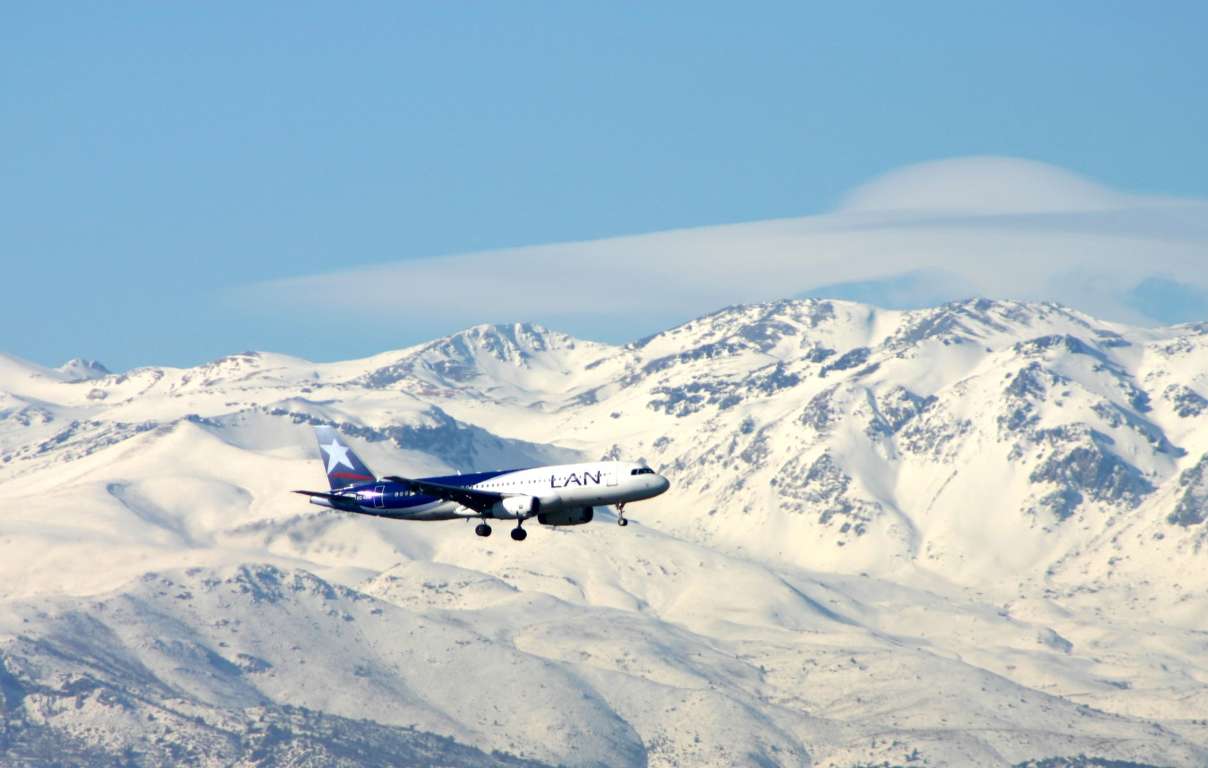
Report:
313,426,376,489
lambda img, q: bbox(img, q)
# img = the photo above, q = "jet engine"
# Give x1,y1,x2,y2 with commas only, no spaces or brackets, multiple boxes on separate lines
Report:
537,506,594,526
490,495,539,519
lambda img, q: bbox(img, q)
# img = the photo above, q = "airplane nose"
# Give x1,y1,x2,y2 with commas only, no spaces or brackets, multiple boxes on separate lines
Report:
655,475,670,494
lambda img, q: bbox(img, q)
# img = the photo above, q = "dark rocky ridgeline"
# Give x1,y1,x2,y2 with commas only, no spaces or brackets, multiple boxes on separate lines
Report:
1167,453,1208,527
1164,384,1208,418
847,757,1167,768
356,322,575,391
776,451,879,536
1011,756,1170,768
0,664,554,768
0,565,564,768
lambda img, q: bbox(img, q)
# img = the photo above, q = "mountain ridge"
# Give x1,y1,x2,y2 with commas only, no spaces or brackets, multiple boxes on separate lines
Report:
1,297,1206,767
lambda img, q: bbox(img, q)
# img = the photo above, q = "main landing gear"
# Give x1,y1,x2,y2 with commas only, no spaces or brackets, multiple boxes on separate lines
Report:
474,519,527,541
616,503,629,527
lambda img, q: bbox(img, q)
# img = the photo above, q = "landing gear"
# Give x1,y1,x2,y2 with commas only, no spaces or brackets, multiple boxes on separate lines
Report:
475,523,492,537
510,526,527,542
616,503,629,527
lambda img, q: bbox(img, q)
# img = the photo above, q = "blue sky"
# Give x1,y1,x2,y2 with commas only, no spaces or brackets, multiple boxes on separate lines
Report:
4,2,1207,370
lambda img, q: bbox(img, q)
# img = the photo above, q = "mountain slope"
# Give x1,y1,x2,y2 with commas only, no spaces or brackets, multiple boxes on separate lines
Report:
1,303,1206,767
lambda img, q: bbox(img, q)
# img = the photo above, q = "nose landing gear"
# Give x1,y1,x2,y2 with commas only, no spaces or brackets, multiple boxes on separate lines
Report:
616,503,629,527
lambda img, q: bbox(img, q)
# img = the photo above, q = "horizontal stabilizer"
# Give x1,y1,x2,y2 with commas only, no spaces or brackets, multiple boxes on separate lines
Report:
292,489,363,512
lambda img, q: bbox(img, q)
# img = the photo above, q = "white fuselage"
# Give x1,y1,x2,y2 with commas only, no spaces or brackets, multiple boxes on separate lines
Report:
308,460,670,521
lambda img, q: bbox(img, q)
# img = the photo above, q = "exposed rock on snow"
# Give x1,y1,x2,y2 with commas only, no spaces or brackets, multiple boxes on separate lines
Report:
2,298,1207,767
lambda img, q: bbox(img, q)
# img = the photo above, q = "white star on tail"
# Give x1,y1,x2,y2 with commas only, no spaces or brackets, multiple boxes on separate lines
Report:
321,439,353,474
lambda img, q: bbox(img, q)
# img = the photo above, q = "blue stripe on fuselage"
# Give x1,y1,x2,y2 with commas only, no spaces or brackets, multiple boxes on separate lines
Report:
337,468,530,511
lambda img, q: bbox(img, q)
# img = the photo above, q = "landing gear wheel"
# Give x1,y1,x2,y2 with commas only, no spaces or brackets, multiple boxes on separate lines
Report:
617,503,629,527
510,526,527,542
475,523,492,537
618,517,629,527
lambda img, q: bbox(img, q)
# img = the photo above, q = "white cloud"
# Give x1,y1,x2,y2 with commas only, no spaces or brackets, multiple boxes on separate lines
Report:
836,156,1137,214
244,156,1208,335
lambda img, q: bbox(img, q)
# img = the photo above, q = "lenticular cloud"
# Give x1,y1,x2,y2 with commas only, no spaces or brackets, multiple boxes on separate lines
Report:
246,156,1208,337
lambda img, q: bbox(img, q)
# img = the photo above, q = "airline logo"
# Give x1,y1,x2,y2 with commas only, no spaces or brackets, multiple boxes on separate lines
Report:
550,470,602,488
321,437,373,482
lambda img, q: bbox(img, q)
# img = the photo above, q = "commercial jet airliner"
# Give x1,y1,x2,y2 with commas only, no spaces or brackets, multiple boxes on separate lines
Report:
294,426,671,541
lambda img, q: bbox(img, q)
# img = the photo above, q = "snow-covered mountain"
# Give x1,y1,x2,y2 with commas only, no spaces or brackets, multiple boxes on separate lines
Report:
1,300,1206,767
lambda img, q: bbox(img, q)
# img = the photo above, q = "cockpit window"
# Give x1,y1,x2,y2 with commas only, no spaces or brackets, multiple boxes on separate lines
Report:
630,467,655,475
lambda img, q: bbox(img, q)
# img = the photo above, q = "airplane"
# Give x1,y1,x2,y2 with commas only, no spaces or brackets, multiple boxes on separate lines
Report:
293,426,671,541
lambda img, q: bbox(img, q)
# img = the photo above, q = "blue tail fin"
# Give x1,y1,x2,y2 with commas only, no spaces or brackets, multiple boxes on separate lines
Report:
313,426,376,489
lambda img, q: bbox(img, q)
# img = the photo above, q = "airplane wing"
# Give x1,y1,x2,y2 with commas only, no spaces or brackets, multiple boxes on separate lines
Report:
382,475,504,514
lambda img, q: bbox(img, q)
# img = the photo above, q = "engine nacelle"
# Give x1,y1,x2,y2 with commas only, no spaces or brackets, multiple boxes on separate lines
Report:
537,506,594,527
490,495,539,519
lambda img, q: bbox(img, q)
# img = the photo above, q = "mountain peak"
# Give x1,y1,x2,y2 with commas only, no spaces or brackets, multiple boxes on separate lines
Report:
56,357,111,382
2,297,1207,765
429,321,595,364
